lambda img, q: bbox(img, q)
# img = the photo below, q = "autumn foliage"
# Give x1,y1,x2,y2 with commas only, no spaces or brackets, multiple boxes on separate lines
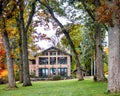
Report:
96,1,120,25
96,3,112,24
0,33,7,79
104,47,108,55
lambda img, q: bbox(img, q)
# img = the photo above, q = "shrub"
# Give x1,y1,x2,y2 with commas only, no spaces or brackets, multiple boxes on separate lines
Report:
0,77,8,84
0,78,4,84
30,71,36,78
52,75,61,80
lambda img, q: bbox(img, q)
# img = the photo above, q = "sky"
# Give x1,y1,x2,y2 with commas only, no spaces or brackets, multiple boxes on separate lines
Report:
36,26,56,49
35,17,69,50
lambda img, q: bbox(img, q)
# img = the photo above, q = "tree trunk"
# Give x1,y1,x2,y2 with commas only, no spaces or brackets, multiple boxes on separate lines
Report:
108,20,120,93
108,25,120,93
22,30,32,86
19,40,23,83
107,0,120,93
2,30,16,88
16,18,23,83
19,8,32,86
18,0,36,86
94,23,106,82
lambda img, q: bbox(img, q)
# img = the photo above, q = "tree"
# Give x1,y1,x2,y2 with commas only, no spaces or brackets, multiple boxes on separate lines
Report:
38,0,84,80
0,0,17,88
57,0,106,81
79,27,95,76
17,0,37,86
97,0,120,93
74,0,106,81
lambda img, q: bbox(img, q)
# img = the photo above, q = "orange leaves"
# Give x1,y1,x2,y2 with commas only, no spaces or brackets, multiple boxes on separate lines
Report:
0,49,5,55
104,47,108,54
0,44,6,63
96,1,120,25
0,62,8,78
96,3,113,24
0,69,8,78
0,33,6,71
0,64,4,71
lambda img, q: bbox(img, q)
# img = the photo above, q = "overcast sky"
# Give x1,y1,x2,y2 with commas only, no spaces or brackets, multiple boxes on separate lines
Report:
35,17,68,50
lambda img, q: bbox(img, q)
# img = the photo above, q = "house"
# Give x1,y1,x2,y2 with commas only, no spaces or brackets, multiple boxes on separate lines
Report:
29,47,71,78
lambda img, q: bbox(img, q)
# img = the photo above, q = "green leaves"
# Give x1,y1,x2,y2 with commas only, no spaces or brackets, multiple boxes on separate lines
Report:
61,24,83,49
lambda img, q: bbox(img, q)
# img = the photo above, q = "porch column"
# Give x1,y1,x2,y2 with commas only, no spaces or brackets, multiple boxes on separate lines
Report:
67,56,71,76
36,57,39,77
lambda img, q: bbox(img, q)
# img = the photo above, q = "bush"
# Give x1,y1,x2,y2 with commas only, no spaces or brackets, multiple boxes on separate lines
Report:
0,78,4,84
52,75,61,80
0,77,8,84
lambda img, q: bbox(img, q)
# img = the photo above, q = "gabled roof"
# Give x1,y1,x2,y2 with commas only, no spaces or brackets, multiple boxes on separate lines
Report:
41,46,71,56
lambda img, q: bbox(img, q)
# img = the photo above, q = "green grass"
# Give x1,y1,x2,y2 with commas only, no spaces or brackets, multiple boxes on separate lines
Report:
0,79,120,96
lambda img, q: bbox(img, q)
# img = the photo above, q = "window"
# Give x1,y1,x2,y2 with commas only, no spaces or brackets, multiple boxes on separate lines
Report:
32,60,36,64
58,68,67,76
50,51,56,55
50,68,56,75
50,57,56,65
58,57,67,64
39,68,48,77
42,52,48,55
39,57,48,65
58,51,64,55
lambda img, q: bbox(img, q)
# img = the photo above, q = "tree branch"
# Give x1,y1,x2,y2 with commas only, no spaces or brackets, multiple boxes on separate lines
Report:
80,0,108,31
80,0,95,21
38,0,65,30
25,0,37,32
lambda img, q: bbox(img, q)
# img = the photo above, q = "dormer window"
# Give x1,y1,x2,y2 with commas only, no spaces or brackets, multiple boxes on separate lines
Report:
42,52,48,55
50,51,56,55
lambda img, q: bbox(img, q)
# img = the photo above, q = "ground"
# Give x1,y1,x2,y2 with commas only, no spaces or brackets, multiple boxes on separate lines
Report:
0,78,120,96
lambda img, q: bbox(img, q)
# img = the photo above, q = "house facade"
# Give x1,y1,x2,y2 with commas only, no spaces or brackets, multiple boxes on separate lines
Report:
29,47,71,78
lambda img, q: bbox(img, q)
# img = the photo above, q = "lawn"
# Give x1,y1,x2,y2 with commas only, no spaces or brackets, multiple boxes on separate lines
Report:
0,79,120,96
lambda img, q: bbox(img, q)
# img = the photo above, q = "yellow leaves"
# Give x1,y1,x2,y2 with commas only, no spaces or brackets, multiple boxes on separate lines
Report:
7,28,17,37
10,48,20,59
15,48,20,53
3,0,18,19
104,47,108,55
0,0,18,35
0,16,17,37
